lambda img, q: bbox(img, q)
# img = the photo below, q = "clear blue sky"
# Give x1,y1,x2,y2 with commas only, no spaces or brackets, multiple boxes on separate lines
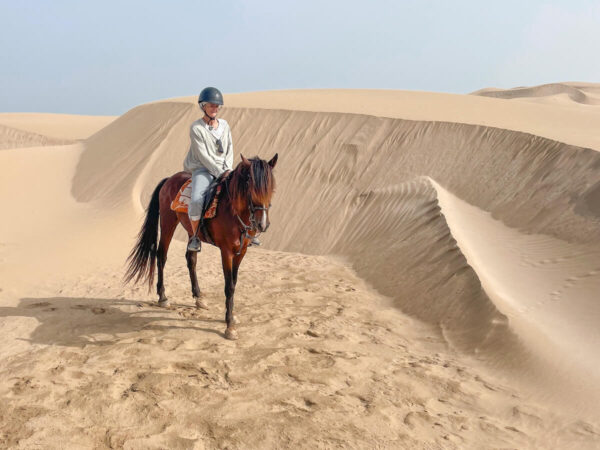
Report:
1,0,598,115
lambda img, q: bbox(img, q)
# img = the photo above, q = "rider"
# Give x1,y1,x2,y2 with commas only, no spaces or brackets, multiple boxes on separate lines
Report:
183,87,259,252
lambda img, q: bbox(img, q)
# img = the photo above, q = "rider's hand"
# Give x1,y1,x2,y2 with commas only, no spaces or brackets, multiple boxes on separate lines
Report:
219,170,231,180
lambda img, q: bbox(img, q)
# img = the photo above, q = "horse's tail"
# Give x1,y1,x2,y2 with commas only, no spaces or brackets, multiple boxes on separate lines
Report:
124,177,169,288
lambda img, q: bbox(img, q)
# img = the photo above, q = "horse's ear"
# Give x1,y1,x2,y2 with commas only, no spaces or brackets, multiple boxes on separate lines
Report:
268,153,278,169
240,154,251,167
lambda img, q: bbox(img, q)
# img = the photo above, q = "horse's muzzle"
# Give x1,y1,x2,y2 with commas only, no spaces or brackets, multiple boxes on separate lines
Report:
258,210,269,233
258,220,269,233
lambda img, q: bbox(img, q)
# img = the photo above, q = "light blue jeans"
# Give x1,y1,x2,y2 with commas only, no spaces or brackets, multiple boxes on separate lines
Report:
188,168,215,221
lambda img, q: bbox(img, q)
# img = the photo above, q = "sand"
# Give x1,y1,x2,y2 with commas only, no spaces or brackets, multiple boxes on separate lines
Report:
1,85,599,448
471,82,600,106
0,113,116,140
0,113,116,150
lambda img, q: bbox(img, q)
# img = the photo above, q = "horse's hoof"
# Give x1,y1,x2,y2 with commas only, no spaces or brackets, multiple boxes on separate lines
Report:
158,299,169,307
224,328,239,340
232,315,240,325
195,299,209,310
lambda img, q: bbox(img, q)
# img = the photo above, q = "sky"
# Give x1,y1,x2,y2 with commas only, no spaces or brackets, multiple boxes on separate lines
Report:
1,0,599,115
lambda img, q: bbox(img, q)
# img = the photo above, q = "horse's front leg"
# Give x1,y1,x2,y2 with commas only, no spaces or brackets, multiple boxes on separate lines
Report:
221,250,238,340
186,250,207,309
229,252,246,326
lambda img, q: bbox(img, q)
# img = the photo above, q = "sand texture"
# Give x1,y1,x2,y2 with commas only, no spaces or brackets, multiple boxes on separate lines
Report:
0,123,72,150
1,86,599,449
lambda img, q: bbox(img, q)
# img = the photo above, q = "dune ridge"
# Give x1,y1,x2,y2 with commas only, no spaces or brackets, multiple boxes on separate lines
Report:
72,102,194,206
173,88,600,151
431,179,600,398
75,104,600,243
472,82,600,106
327,177,523,359
0,112,116,140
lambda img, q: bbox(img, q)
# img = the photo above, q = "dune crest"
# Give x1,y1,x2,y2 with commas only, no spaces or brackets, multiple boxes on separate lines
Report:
175,88,600,151
472,82,600,106
0,112,116,140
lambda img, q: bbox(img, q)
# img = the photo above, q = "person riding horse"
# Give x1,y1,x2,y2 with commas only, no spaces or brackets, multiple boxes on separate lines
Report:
184,86,260,251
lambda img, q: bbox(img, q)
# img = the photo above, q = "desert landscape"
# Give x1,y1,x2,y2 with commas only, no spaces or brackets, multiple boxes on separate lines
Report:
1,84,599,448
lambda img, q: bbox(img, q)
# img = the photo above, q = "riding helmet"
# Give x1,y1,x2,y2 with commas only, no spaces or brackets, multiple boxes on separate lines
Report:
198,87,224,105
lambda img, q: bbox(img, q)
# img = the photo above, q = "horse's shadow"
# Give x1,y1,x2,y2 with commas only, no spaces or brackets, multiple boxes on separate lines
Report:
0,297,225,348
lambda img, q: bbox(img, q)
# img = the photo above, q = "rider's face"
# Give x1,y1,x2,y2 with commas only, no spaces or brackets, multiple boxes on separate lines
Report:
203,102,220,118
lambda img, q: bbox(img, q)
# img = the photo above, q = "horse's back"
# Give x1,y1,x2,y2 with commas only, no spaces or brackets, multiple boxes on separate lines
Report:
158,171,191,207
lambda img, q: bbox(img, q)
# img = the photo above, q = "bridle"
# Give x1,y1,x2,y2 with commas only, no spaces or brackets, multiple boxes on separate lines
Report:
227,173,271,256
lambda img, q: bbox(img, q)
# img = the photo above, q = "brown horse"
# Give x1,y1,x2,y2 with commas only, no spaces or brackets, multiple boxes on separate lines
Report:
124,154,278,340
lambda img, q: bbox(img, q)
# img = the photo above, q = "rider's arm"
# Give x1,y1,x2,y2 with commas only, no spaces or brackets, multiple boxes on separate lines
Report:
225,127,234,171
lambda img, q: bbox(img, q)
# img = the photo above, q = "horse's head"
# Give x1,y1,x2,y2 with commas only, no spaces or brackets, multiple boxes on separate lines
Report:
230,153,278,232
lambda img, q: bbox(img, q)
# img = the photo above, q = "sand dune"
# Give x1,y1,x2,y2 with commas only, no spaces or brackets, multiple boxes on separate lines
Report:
0,112,116,140
1,88,600,448
433,179,600,404
176,88,600,151
0,112,116,150
472,82,600,106
75,102,600,241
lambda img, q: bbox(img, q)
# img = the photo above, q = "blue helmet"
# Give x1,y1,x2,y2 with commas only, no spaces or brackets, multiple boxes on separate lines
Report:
198,87,223,105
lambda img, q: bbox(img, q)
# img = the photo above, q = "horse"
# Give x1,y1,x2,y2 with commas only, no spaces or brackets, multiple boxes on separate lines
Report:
124,154,278,340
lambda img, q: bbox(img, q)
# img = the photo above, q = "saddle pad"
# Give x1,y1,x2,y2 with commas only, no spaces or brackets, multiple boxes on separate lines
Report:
170,179,222,219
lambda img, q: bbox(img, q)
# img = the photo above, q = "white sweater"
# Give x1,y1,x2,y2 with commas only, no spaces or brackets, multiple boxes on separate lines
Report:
183,118,234,177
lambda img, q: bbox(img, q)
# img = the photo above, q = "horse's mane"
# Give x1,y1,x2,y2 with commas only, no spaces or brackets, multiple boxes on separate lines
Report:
228,157,275,211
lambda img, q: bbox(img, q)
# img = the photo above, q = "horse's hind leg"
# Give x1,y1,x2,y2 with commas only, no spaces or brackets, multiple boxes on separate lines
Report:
156,209,178,307
186,250,207,309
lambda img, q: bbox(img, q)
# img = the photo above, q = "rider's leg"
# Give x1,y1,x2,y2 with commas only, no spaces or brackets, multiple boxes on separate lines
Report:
187,169,214,251
190,219,200,236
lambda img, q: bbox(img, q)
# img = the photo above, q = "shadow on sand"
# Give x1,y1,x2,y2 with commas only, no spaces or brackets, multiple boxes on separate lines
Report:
0,297,225,347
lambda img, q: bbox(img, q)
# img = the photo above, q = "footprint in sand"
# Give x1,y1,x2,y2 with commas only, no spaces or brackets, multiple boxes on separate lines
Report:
10,376,36,395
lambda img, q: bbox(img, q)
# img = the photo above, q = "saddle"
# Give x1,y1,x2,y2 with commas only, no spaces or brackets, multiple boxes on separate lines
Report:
170,177,223,220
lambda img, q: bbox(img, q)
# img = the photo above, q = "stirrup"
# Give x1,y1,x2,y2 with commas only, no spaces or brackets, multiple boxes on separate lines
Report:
187,236,202,252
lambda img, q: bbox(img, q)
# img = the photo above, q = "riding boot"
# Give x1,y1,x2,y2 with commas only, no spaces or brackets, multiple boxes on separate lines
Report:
187,218,203,252
250,236,261,246
187,235,202,252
